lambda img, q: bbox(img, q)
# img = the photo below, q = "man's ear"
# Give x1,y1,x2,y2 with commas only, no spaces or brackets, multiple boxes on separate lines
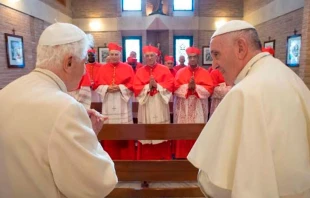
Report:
236,38,248,60
63,56,73,73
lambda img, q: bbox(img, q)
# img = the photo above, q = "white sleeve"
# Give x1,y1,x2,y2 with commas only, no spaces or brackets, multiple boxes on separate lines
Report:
196,85,211,99
96,85,109,101
119,84,133,103
212,85,232,99
157,83,172,104
174,84,188,98
136,84,151,105
48,103,117,198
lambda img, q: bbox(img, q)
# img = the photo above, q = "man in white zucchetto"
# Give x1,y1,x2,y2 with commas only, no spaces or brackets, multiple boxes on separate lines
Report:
0,23,117,198
187,20,310,198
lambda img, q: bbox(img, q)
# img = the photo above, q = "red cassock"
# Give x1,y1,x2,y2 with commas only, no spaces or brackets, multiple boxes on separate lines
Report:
94,62,136,160
136,62,144,71
85,62,102,88
207,66,213,73
173,65,186,73
169,68,177,77
133,63,174,160
174,66,214,159
76,72,91,90
210,69,225,86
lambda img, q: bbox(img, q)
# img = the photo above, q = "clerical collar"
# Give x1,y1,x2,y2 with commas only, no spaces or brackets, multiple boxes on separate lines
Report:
33,68,67,92
234,52,270,85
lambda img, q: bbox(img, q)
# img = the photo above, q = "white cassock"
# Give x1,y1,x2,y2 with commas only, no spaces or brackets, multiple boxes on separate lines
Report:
137,84,172,144
188,52,310,198
174,84,210,123
68,86,92,109
96,85,133,124
0,68,117,198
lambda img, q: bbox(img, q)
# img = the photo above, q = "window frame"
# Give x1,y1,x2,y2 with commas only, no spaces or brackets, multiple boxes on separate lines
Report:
173,0,194,11
173,36,194,65
122,0,142,11
122,36,143,63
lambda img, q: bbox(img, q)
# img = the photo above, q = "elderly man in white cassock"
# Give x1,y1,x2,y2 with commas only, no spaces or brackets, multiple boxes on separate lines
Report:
0,23,117,198
188,20,310,198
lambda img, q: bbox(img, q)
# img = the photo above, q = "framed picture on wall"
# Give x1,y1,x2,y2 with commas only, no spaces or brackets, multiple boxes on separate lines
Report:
286,34,301,67
264,39,275,50
202,46,212,66
98,47,109,63
4,33,25,68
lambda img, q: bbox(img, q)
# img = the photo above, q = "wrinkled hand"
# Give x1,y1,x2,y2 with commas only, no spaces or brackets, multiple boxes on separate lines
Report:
149,76,157,89
107,85,120,93
188,77,196,90
87,109,108,135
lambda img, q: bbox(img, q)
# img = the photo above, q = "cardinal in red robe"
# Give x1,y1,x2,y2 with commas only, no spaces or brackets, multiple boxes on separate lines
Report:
173,46,214,159
133,45,174,160
94,42,136,160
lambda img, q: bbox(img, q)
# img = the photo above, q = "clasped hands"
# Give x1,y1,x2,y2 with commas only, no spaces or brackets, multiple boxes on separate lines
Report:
149,76,157,90
107,85,120,93
188,76,196,90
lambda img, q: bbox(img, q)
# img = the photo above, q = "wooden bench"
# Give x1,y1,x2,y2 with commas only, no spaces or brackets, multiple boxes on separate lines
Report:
98,124,205,198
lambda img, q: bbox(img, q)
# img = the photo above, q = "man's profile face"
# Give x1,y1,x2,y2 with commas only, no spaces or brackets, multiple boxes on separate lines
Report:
210,35,237,85
144,52,156,66
188,54,198,66
88,52,95,63
179,56,185,64
109,50,120,64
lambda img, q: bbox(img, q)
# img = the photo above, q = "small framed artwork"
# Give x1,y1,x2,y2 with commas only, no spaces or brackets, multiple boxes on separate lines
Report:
202,46,212,66
98,47,109,64
264,40,275,49
286,34,301,67
4,33,25,68
264,40,276,55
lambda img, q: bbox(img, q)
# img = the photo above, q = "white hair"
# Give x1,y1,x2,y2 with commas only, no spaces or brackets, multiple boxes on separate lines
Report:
36,36,90,69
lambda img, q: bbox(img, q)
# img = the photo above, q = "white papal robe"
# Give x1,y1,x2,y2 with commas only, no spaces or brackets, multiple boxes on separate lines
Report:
0,68,117,198
188,52,310,198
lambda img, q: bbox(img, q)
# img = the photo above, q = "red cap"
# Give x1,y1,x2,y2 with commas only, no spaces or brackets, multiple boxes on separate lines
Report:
143,46,159,55
87,48,96,53
127,57,137,64
164,55,174,62
108,42,122,52
186,47,200,55
262,47,275,56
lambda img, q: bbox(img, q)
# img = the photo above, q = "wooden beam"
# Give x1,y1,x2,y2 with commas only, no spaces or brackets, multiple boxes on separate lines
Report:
115,160,198,181
97,124,205,140
107,187,204,197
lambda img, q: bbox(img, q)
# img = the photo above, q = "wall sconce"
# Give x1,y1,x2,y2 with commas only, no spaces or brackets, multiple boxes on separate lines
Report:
89,20,102,31
215,19,227,29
